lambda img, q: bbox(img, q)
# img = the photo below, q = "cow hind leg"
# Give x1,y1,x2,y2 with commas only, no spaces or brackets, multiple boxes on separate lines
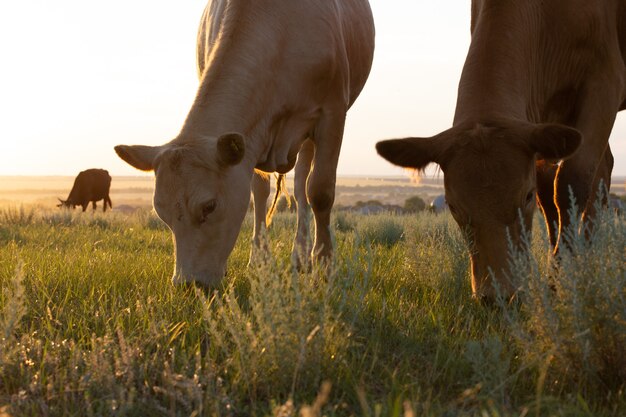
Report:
307,110,346,267
249,172,271,265
291,139,314,270
578,145,613,230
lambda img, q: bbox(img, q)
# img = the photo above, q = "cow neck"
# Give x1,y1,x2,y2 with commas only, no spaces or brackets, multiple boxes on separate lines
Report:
179,39,281,167
453,6,540,127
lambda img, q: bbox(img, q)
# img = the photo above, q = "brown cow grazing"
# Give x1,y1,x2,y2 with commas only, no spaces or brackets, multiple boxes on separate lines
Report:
114,0,375,287
58,169,113,212
377,0,625,301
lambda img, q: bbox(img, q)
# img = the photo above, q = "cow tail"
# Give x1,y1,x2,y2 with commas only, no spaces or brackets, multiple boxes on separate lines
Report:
265,173,290,227
106,195,113,210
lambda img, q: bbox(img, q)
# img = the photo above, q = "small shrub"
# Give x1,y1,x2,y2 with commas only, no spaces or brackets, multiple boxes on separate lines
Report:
404,195,426,213
503,201,626,398
354,200,383,208
201,249,362,401
356,215,404,247
334,211,356,233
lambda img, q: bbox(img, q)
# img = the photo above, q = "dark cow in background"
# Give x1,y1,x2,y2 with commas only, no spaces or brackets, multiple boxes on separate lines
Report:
58,169,112,212
377,0,626,301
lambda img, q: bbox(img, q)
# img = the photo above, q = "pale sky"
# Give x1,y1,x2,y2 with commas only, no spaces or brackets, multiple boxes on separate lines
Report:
1,1,625,177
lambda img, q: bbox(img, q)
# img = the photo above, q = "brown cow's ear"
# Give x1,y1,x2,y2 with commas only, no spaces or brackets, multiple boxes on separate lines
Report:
217,132,245,166
114,145,161,171
529,124,582,162
376,136,451,172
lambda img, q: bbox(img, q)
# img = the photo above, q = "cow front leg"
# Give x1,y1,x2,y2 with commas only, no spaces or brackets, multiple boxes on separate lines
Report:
249,172,271,265
291,139,314,270
536,160,559,249
307,110,346,266
554,83,619,252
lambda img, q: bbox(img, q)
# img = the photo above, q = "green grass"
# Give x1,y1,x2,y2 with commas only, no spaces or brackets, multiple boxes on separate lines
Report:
0,206,625,416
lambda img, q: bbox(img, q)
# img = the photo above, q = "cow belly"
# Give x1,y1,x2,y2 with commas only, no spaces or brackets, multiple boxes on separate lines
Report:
255,110,318,173
255,140,302,174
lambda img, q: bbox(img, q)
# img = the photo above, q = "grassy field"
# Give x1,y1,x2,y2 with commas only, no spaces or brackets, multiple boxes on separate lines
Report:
0,204,625,416
0,175,450,209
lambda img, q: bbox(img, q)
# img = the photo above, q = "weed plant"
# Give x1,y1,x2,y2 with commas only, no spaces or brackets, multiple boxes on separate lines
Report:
202,244,364,406
502,200,626,404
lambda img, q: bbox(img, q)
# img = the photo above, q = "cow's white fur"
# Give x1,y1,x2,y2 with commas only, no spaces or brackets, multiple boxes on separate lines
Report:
115,0,375,286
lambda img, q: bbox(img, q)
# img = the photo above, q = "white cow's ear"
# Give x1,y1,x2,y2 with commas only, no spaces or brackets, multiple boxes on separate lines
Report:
114,145,162,171
529,124,582,162
217,132,245,166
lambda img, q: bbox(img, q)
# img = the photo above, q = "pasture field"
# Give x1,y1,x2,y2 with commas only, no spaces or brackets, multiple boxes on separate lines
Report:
0,175,441,210
0,205,625,416
1,175,624,211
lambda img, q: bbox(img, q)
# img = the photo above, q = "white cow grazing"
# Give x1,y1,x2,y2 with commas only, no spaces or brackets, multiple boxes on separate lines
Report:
115,0,375,286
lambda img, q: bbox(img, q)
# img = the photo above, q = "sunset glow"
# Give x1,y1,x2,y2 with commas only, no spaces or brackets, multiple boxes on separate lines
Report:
1,0,625,176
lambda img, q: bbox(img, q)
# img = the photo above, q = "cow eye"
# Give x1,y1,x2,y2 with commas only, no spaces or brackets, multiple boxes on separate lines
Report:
525,190,535,205
200,199,217,222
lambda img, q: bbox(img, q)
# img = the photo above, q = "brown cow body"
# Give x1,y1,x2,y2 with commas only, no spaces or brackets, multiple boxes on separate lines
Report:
377,0,625,300
58,169,112,212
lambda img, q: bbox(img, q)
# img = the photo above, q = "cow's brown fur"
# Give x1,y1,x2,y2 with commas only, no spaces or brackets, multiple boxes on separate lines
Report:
377,0,625,300
58,169,112,212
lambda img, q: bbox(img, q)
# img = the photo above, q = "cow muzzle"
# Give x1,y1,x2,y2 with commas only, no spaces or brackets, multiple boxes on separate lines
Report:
172,264,227,288
470,253,516,302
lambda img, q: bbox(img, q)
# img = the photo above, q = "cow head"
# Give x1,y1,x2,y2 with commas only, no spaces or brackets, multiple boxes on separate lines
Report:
115,133,252,287
376,120,581,300
57,199,74,209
